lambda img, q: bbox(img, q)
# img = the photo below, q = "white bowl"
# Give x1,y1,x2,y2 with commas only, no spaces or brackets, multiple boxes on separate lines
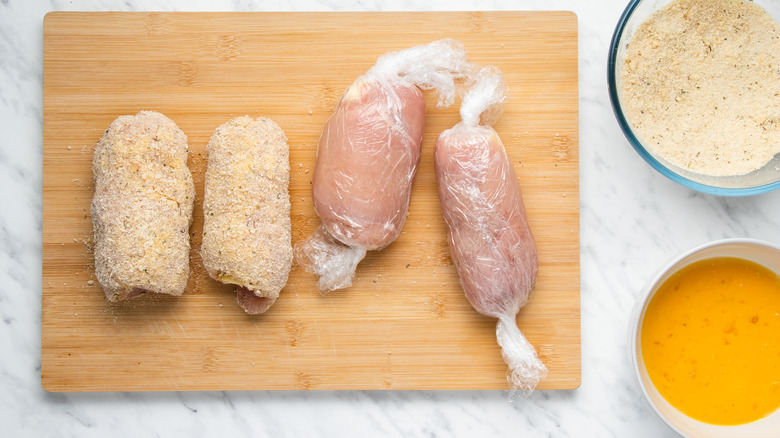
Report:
630,238,780,437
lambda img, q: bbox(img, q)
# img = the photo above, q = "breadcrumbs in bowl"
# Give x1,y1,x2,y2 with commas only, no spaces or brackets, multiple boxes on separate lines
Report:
608,0,780,196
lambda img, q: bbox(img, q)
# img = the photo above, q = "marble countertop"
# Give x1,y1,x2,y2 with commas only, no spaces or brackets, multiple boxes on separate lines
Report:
2,0,779,436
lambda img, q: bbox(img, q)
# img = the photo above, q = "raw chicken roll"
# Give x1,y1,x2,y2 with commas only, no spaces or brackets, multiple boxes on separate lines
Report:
91,111,195,302
296,39,472,293
434,67,547,394
200,116,292,315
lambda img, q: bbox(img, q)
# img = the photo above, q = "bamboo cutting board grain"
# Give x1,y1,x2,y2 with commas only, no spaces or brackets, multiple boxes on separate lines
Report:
42,11,579,391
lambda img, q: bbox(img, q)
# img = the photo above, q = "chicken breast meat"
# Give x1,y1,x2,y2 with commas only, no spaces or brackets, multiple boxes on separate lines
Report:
312,78,426,250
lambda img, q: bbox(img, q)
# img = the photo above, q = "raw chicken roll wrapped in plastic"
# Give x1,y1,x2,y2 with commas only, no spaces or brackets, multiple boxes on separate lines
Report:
434,67,547,394
296,39,472,293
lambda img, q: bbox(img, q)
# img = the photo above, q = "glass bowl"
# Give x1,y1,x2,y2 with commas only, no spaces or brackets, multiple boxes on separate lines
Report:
630,238,780,437
608,0,780,196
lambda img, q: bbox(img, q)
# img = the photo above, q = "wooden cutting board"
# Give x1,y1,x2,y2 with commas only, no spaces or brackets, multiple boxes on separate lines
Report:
42,11,579,391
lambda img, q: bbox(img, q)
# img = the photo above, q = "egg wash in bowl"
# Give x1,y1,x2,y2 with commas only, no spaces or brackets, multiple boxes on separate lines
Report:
641,256,780,425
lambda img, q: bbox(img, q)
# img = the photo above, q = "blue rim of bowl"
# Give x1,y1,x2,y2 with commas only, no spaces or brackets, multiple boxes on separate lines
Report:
607,0,780,197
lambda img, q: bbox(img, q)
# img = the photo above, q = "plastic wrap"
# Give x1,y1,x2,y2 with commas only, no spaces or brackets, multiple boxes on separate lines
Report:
295,39,472,294
434,67,547,395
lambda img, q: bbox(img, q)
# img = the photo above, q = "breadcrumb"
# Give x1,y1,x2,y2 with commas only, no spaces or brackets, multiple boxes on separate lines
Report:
621,0,780,176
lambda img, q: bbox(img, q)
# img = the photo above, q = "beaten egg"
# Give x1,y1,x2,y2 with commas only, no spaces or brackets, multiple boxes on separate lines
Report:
641,257,780,425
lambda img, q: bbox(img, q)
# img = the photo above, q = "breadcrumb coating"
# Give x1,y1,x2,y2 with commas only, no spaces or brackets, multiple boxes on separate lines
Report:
91,111,195,302
200,116,292,314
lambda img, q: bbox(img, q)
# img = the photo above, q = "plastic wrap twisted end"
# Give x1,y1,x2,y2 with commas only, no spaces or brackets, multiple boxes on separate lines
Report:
460,65,507,127
367,38,473,108
294,225,367,295
496,313,548,398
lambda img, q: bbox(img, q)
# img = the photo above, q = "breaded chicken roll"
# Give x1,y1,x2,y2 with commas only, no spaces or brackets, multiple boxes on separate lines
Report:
91,111,195,302
200,116,292,315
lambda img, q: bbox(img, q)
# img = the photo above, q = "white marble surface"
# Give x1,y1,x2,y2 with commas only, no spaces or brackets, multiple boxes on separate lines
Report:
2,0,779,436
